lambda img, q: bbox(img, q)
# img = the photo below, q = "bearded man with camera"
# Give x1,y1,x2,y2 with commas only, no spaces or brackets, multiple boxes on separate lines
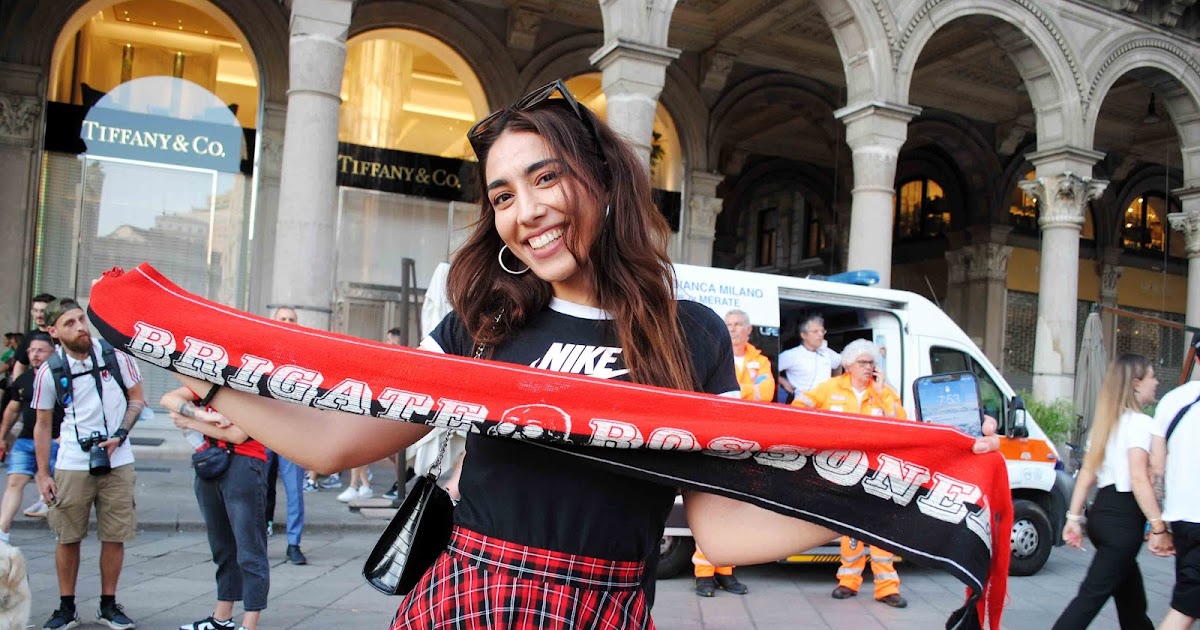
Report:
34,298,145,630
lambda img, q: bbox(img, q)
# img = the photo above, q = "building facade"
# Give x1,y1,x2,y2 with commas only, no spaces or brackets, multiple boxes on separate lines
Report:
2,0,1199,406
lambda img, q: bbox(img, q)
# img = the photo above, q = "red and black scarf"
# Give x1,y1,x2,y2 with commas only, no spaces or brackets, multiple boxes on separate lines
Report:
88,264,1010,629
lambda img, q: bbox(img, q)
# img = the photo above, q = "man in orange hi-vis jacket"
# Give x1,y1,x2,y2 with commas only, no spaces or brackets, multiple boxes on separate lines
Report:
691,309,771,597
793,337,909,609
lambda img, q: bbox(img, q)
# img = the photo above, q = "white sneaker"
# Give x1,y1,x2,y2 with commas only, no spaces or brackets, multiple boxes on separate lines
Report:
337,486,359,502
357,485,374,500
23,499,48,517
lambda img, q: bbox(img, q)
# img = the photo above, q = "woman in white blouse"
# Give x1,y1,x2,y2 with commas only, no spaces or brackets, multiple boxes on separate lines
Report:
1053,353,1166,630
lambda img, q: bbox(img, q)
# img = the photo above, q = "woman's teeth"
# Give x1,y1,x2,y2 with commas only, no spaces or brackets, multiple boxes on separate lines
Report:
529,229,563,250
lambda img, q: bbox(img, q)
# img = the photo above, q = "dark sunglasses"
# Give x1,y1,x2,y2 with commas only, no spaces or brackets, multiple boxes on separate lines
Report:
466,79,599,156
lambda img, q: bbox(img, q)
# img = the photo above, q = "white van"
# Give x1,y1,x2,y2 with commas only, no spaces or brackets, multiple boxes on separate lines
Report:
656,264,1073,578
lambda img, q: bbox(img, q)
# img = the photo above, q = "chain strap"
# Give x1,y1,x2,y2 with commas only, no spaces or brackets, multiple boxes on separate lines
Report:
429,309,503,478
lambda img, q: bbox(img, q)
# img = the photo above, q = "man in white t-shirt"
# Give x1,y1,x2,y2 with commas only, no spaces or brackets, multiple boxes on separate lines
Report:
776,314,841,403
1150,343,1200,630
33,299,145,630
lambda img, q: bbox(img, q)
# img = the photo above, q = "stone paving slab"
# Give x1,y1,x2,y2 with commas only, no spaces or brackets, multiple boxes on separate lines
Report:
8,526,1178,630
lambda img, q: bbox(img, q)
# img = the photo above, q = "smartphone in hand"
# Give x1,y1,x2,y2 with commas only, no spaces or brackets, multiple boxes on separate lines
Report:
913,372,984,437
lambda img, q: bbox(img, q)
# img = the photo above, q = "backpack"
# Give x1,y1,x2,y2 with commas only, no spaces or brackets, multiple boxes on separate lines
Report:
46,339,130,408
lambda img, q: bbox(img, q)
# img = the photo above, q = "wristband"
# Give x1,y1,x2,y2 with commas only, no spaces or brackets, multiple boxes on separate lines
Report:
197,384,221,407
1066,512,1083,522
1151,529,1169,535
113,428,129,445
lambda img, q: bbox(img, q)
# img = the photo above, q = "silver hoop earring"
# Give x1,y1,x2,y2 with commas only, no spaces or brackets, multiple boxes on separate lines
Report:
498,244,530,275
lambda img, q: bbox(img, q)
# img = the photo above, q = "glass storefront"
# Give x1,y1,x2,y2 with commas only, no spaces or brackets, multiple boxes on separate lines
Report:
39,0,259,407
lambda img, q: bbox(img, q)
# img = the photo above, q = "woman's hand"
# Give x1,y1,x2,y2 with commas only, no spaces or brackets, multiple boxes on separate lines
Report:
972,415,1000,454
1062,521,1085,549
162,386,233,427
1148,530,1175,557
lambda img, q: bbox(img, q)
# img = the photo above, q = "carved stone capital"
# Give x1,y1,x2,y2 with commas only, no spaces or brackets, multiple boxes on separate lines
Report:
964,243,1013,282
507,6,543,52
945,250,968,285
1168,211,1200,258
687,194,723,239
701,49,736,93
0,93,41,147
1019,172,1108,231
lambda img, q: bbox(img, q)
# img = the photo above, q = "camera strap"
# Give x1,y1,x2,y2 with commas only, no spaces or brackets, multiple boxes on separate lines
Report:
64,345,112,449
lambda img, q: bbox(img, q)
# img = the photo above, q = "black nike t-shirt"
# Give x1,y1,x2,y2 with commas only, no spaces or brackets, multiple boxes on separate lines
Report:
425,298,737,596
9,370,63,440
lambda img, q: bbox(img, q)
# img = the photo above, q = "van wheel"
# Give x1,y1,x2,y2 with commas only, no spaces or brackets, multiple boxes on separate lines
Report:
1010,499,1053,576
656,535,696,579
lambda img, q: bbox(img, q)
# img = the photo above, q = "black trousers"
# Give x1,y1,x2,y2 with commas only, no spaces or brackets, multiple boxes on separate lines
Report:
1052,486,1154,630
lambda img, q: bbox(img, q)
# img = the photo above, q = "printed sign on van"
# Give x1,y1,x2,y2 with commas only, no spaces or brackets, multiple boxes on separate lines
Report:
674,265,779,330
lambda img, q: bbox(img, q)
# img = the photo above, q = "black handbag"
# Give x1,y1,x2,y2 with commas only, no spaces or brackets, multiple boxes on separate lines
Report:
362,430,455,596
192,441,233,480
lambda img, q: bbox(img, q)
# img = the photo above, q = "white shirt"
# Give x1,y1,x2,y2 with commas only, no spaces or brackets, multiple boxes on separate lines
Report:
1152,381,1200,522
1093,410,1153,493
32,339,141,471
778,343,840,392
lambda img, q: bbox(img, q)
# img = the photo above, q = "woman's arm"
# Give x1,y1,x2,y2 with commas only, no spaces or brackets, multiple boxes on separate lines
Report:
1128,447,1173,556
683,490,838,566
171,373,432,473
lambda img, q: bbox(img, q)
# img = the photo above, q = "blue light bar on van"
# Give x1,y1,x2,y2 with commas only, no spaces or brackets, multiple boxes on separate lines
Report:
813,270,880,286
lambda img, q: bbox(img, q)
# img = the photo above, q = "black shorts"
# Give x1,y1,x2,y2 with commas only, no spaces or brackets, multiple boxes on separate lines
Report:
1171,520,1200,618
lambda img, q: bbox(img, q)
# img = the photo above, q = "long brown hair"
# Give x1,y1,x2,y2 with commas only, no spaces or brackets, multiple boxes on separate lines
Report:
448,97,697,392
1082,353,1151,474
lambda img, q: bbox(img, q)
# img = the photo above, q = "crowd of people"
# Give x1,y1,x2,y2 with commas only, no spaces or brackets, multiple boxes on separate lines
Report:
0,79,1194,630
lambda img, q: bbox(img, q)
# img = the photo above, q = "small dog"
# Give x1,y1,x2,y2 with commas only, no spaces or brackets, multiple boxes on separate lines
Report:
0,541,31,629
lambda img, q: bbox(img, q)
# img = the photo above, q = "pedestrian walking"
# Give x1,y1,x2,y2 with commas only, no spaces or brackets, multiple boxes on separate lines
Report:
1052,353,1164,630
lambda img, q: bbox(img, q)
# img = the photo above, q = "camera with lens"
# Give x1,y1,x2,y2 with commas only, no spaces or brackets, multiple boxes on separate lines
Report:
79,431,112,476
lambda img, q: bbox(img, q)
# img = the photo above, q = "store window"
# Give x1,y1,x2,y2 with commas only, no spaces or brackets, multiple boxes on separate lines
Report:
334,30,488,291
39,0,259,407
1122,194,1184,257
894,178,947,240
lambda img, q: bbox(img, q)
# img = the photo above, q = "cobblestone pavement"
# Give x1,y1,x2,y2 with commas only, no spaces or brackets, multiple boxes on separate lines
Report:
3,449,1176,629
9,525,1175,629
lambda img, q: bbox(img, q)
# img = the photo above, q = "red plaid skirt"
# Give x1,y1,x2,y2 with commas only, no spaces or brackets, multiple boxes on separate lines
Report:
390,526,654,629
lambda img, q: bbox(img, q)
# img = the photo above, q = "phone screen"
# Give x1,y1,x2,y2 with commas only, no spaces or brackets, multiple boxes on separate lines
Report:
914,372,984,437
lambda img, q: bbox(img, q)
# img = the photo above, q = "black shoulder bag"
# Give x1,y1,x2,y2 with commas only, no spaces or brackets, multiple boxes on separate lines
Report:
190,387,233,480
362,318,499,597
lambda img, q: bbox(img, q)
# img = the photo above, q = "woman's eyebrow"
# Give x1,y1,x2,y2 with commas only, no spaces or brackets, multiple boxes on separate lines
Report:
487,158,564,191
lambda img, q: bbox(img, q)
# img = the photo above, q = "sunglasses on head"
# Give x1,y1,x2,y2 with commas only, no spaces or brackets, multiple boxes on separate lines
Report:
467,79,599,156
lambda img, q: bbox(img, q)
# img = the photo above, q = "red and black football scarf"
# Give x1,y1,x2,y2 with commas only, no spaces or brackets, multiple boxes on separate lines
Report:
89,264,1010,629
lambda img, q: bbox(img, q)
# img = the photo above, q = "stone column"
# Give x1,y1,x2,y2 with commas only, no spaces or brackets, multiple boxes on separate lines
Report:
0,62,45,331
1020,150,1107,402
834,101,921,287
270,0,352,329
590,0,680,165
943,249,968,325
963,235,1013,367
683,170,723,266
1169,189,1200,337
1097,246,1123,358
248,101,287,316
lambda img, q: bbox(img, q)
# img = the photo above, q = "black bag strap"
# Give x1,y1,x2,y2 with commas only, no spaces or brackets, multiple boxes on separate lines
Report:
1166,389,1200,442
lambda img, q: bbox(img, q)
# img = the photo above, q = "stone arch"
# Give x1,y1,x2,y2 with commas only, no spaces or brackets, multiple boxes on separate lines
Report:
811,0,898,103
660,65,709,175
351,0,519,110
893,0,1083,147
5,0,288,103
905,114,1004,227
708,73,842,174
717,159,838,271
1085,38,1200,187
519,33,603,94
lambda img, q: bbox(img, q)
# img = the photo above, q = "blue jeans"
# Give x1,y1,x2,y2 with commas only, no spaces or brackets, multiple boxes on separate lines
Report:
266,449,305,546
7,438,58,477
195,455,270,610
